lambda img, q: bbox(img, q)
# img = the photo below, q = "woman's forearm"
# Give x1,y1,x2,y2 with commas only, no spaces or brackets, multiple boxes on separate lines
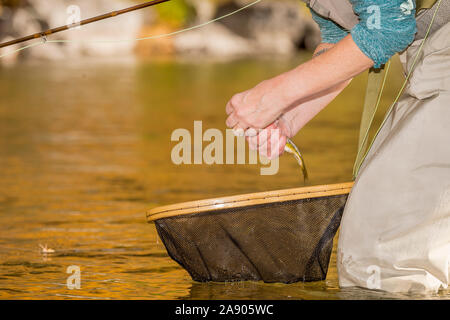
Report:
272,34,373,111
225,34,373,131
281,78,350,137
278,43,352,137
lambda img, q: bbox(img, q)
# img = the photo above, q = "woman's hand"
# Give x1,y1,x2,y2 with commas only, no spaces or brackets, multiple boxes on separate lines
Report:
246,122,288,159
225,76,288,132
243,43,351,159
227,34,372,159
246,76,351,159
226,35,372,135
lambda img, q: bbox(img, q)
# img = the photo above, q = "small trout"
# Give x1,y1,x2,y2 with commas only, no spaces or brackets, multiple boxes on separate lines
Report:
285,138,308,181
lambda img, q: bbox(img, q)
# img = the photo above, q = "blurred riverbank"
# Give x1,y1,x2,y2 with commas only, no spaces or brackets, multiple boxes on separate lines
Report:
0,0,320,65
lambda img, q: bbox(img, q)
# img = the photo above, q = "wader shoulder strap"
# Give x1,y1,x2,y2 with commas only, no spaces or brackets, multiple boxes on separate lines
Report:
353,63,390,179
352,0,440,179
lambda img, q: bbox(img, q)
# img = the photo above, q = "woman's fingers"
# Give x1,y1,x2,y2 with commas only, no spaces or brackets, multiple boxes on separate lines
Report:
244,123,287,159
227,111,255,135
245,128,259,137
225,100,234,115
260,129,286,159
225,93,251,130
226,92,246,116
226,107,253,130
270,134,287,159
224,81,284,131
225,112,238,128
247,134,259,150
232,126,246,137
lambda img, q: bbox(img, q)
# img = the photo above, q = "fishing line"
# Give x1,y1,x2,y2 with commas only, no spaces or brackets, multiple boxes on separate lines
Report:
0,0,262,59
0,41,47,59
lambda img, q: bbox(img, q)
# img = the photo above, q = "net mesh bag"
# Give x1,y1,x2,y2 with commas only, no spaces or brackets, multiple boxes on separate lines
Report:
147,183,353,283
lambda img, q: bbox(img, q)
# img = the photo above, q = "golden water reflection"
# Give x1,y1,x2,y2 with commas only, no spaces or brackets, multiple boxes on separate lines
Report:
0,56,447,299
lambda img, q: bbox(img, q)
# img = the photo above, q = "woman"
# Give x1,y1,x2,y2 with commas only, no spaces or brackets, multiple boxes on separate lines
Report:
225,0,449,293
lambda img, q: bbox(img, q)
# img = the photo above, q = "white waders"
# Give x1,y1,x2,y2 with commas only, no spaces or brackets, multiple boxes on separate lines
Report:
301,0,449,293
338,21,450,293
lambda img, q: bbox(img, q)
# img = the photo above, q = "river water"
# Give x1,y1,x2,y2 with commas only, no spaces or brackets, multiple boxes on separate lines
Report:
0,55,447,299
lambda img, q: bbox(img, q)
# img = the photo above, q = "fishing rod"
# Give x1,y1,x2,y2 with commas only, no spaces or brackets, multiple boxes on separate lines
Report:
0,0,170,49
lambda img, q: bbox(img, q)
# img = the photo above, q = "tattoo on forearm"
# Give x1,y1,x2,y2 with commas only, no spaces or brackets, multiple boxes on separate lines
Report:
313,48,329,58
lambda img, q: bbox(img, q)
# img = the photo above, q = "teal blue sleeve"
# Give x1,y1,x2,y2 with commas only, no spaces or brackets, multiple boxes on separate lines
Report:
309,9,349,44
350,0,417,68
